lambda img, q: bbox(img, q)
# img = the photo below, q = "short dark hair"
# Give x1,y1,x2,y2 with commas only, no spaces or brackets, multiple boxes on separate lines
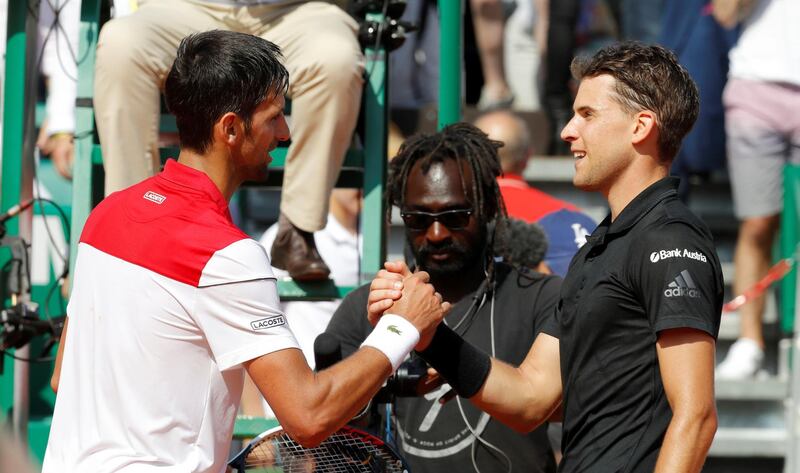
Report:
164,30,289,153
570,42,699,161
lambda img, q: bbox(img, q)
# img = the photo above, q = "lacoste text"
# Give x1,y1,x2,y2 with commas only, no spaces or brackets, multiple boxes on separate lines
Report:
251,315,286,330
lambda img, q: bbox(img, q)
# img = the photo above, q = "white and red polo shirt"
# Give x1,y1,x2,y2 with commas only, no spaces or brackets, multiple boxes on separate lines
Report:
43,160,299,473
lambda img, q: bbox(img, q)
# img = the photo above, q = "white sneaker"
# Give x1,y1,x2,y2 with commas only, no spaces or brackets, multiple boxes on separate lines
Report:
716,338,765,380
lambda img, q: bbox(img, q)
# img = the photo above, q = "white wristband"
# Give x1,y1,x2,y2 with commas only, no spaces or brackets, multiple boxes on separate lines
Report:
361,314,420,371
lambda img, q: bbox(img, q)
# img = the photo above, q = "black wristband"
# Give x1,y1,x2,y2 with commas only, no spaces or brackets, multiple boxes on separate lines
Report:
417,324,491,398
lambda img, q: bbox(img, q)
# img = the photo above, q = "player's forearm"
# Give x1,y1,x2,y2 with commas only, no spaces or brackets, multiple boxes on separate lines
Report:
274,315,420,447
654,405,717,473
472,359,560,432
284,348,393,447
417,327,562,432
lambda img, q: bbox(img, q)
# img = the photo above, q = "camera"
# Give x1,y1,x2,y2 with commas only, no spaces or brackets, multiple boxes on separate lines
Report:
376,355,429,401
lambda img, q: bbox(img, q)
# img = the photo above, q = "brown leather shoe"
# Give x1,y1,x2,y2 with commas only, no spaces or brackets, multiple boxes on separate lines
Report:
270,214,331,281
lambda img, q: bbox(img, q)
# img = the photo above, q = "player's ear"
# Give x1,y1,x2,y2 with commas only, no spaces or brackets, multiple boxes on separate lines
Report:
215,112,241,146
631,110,656,147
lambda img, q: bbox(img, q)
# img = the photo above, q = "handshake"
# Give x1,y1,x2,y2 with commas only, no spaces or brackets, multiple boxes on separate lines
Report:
366,261,451,352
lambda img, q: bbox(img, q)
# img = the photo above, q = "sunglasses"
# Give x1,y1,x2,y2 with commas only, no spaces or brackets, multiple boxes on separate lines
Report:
400,208,473,231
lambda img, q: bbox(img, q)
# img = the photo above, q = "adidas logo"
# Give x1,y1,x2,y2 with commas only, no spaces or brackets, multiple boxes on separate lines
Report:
664,270,701,298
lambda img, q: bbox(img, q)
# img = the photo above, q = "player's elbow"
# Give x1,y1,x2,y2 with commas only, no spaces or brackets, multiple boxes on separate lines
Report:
288,428,326,449
281,411,339,448
508,419,541,434
491,399,555,433
50,373,59,394
509,406,552,433
697,403,718,442
673,399,718,446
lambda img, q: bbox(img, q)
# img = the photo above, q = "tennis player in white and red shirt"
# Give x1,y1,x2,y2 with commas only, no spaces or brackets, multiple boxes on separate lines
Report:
43,30,447,473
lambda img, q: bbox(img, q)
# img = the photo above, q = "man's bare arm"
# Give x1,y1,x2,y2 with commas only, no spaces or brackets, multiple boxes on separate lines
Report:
368,260,562,433
469,332,562,432
50,317,68,393
248,272,448,448
654,328,718,473
245,346,393,447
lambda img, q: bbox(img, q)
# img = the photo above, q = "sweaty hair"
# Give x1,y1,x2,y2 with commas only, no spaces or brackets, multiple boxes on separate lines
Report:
570,42,699,161
165,30,289,153
388,122,507,279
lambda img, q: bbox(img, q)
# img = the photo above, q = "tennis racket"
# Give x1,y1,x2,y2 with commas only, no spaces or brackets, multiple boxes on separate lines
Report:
227,425,410,473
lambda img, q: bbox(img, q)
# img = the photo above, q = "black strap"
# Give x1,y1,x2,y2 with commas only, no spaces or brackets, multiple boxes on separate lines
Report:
417,324,491,398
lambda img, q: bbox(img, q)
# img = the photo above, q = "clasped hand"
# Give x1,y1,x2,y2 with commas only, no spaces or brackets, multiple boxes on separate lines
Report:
367,261,450,351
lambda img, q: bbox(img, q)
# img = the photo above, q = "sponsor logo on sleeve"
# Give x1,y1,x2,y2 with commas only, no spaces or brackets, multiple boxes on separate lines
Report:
664,270,701,298
649,248,707,263
250,315,286,331
143,191,167,204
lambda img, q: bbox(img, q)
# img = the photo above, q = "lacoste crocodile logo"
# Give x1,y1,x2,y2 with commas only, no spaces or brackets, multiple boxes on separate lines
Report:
387,325,402,335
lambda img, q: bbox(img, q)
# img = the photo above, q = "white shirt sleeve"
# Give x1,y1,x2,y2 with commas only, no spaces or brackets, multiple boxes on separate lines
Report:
193,277,300,371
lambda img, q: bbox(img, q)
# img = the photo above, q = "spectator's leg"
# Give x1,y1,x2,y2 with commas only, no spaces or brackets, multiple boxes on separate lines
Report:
471,0,513,110
734,215,780,348
543,0,579,155
94,0,221,194
253,2,363,280
719,79,790,379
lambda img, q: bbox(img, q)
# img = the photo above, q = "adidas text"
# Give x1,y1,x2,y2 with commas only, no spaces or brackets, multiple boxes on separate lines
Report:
664,287,701,298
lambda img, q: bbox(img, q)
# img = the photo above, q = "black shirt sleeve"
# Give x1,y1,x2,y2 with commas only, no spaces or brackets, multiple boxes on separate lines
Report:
632,221,723,338
532,275,562,339
324,283,373,358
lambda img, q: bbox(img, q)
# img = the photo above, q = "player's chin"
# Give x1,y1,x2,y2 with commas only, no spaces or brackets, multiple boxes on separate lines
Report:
244,166,269,183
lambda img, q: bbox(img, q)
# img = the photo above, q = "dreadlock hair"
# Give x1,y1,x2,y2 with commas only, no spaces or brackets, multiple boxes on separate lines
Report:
387,122,508,285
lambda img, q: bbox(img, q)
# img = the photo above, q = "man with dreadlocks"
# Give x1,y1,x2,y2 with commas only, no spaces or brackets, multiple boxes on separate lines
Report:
324,123,560,473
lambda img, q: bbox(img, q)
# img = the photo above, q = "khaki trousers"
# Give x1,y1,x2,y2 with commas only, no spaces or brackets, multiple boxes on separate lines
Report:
94,0,364,231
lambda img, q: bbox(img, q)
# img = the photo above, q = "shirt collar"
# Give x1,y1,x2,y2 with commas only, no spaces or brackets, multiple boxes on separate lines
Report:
586,177,680,245
158,159,230,216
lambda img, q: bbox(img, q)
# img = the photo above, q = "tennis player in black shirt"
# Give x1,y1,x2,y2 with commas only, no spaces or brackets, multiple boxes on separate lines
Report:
369,42,724,473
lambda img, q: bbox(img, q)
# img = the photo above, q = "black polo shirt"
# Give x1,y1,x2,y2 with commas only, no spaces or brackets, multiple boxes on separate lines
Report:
542,177,723,473
327,263,560,473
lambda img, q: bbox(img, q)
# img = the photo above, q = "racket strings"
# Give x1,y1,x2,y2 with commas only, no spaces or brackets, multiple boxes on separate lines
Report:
243,430,405,472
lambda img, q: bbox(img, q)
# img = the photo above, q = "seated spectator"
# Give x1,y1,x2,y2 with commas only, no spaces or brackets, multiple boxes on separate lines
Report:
93,0,364,282
474,110,596,275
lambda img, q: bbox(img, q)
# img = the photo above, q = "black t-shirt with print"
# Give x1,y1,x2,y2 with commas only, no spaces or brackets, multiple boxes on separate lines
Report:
541,177,724,473
326,263,561,473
